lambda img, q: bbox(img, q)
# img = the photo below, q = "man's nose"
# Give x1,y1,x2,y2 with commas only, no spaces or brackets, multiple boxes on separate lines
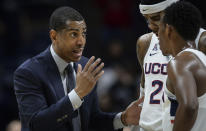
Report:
77,35,85,45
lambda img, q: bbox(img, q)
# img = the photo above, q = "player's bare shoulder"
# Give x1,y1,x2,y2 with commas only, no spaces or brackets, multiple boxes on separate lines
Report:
167,52,195,85
198,31,206,54
170,51,201,73
136,32,153,65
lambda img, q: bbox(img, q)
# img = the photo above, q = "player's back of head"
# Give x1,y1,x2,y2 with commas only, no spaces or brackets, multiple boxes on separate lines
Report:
163,1,202,41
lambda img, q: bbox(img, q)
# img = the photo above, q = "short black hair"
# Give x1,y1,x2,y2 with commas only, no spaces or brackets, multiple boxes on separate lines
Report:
163,1,202,41
49,6,84,31
140,0,166,5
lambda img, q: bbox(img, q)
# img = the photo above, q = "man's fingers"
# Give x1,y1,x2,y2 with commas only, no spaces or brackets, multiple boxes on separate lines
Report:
77,64,82,74
134,96,144,106
87,58,101,73
94,70,104,81
92,62,104,76
83,56,95,72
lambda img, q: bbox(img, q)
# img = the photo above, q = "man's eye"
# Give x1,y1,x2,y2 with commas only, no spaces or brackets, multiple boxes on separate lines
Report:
82,32,87,37
71,32,77,37
151,16,160,21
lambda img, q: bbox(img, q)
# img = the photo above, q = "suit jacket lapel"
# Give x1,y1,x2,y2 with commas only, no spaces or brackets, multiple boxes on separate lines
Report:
42,47,65,99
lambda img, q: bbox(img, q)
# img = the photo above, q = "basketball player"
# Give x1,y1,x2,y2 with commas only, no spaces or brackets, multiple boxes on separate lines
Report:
158,1,206,130
135,0,206,130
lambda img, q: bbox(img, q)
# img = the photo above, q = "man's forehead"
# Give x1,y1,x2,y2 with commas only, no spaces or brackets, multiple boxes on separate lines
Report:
144,11,163,17
65,20,86,29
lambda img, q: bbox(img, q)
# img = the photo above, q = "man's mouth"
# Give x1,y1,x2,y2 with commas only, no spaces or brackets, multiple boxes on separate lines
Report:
72,48,84,57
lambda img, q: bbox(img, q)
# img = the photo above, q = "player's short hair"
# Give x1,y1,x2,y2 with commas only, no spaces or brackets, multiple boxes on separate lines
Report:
140,0,166,5
163,1,202,41
49,6,84,31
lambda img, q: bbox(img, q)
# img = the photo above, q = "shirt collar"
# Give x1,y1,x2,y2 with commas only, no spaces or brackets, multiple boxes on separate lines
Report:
50,45,73,74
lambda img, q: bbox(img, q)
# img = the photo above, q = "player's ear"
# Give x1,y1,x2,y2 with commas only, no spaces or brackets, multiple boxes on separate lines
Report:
165,24,172,40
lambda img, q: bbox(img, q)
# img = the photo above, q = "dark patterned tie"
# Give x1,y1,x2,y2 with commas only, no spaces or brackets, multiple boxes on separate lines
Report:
65,64,81,131
65,64,75,93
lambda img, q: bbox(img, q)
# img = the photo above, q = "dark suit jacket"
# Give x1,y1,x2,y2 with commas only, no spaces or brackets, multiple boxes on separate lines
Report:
14,47,117,131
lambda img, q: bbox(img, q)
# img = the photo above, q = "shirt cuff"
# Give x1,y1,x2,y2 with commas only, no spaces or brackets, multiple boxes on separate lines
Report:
68,89,83,110
113,112,125,129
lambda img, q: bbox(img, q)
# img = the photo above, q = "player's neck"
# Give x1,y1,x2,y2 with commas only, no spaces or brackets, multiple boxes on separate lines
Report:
171,37,190,56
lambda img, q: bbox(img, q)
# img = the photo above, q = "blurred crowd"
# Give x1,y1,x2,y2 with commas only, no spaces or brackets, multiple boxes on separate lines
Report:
0,0,205,130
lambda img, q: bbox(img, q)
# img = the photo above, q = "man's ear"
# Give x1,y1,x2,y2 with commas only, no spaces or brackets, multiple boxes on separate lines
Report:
165,24,173,40
50,29,57,43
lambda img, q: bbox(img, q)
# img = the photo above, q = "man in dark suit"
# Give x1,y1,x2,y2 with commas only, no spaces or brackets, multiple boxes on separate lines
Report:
14,6,143,131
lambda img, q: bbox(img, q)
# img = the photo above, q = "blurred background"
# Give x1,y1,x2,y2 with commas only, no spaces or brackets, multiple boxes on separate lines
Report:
0,0,205,130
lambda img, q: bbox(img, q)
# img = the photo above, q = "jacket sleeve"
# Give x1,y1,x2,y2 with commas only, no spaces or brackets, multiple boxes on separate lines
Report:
14,66,74,131
89,86,122,131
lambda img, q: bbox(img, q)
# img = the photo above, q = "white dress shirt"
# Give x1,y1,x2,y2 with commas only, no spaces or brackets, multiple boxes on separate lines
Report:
50,45,124,129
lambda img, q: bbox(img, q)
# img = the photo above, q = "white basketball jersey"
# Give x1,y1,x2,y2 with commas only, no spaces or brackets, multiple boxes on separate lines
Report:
139,34,171,131
163,48,206,131
195,28,206,48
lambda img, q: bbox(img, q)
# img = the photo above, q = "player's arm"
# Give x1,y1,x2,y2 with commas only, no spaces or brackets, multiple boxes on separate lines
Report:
167,53,199,131
136,32,152,92
198,31,206,54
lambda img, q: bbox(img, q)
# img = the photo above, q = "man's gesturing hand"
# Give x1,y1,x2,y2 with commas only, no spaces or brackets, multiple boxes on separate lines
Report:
121,96,144,126
75,56,104,99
